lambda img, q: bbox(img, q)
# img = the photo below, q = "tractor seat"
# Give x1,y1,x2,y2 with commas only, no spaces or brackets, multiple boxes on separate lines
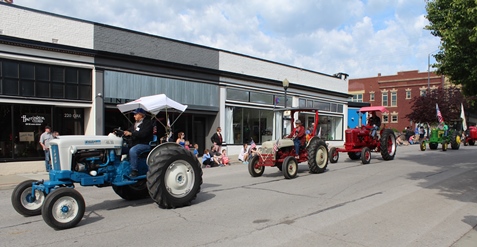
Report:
139,135,158,158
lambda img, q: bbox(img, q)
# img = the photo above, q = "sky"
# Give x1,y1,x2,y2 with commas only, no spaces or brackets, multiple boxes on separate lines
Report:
12,0,441,79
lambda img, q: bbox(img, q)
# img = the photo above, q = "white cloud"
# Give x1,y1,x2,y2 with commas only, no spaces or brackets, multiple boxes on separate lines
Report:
12,0,441,78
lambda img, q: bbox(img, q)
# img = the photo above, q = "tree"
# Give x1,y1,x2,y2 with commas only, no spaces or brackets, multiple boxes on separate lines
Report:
406,86,465,124
425,0,477,96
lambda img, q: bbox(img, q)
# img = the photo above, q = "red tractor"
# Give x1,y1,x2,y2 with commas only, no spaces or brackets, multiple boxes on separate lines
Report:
329,106,397,164
463,125,477,146
248,108,329,179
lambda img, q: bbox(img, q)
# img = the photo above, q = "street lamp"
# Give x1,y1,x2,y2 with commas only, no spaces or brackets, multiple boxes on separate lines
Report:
282,78,289,108
427,53,431,92
427,50,439,93
282,78,290,136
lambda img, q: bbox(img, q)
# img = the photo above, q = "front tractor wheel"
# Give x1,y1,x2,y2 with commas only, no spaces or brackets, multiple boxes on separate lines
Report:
147,143,202,209
11,180,46,216
42,188,85,230
248,155,264,177
429,143,438,150
307,137,329,173
380,129,396,160
420,141,426,151
329,147,339,164
361,147,371,164
282,156,298,179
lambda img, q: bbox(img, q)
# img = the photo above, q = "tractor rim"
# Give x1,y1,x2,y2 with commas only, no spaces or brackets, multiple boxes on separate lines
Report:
316,146,328,168
21,188,44,211
387,135,396,155
288,159,297,175
365,150,371,162
52,196,80,223
165,160,195,198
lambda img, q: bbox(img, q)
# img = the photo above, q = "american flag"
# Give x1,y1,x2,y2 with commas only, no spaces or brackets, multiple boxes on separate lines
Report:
250,139,256,149
436,103,444,123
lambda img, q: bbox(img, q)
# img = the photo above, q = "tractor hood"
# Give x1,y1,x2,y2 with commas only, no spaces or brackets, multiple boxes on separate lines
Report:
261,138,294,152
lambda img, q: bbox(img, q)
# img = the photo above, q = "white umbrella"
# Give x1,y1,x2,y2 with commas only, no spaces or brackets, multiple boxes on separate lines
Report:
117,94,187,115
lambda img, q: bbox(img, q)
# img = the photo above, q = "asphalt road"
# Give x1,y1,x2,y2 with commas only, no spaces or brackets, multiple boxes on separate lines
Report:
1,144,476,247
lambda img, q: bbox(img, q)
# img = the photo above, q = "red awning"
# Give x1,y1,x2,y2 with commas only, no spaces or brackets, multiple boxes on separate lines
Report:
358,106,389,113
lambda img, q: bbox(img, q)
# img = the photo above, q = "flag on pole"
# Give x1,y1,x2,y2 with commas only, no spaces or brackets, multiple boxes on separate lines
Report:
166,117,172,141
461,103,467,131
436,103,444,123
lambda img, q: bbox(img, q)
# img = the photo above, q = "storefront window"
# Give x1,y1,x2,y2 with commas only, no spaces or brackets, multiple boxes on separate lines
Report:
0,58,92,101
318,115,343,141
0,103,84,160
225,106,274,144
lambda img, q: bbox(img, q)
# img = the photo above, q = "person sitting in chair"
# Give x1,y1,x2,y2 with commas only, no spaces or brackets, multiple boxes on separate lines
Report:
288,119,306,159
367,111,381,138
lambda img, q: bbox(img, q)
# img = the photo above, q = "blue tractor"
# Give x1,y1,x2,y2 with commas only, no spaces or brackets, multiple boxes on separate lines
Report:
11,94,202,230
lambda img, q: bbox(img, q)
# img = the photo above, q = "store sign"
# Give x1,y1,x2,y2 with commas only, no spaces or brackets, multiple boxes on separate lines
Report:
20,115,45,126
19,132,34,142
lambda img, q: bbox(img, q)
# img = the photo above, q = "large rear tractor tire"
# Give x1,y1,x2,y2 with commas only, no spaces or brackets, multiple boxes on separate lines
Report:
450,132,461,150
348,152,361,160
112,179,150,200
248,155,264,177
11,180,45,216
380,129,396,160
42,188,85,230
282,156,298,179
307,137,328,173
469,140,475,146
146,143,202,209
361,147,371,164
329,147,339,164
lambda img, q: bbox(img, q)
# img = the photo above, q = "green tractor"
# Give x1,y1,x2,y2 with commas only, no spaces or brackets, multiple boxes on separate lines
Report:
420,120,462,151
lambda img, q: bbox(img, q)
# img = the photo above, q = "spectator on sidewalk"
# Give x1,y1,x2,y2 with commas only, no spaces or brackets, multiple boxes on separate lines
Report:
238,143,249,163
39,126,53,172
202,149,217,168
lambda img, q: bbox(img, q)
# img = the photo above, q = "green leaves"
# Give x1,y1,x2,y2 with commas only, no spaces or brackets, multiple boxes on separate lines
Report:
425,0,477,97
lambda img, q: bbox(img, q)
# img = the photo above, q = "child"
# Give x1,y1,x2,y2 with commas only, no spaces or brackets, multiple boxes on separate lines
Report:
192,143,199,158
202,149,215,168
221,149,229,166
184,140,190,150
211,146,223,166
238,143,249,163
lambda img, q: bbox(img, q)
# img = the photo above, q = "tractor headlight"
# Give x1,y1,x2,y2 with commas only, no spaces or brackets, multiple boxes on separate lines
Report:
70,145,77,154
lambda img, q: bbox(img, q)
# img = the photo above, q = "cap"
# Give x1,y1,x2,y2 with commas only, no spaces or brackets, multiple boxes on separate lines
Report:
295,119,301,124
132,108,146,115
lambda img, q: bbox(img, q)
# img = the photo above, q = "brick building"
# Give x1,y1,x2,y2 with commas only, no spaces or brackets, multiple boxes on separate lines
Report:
349,70,445,131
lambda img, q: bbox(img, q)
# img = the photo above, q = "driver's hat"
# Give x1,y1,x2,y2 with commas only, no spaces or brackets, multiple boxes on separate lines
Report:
295,119,302,124
132,108,146,116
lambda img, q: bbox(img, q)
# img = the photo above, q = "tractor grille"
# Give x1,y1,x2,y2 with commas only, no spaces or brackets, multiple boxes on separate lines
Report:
345,130,354,143
50,144,61,171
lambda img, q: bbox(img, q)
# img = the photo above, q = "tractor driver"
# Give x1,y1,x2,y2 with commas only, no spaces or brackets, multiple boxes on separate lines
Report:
123,108,153,177
367,111,381,138
288,119,306,159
